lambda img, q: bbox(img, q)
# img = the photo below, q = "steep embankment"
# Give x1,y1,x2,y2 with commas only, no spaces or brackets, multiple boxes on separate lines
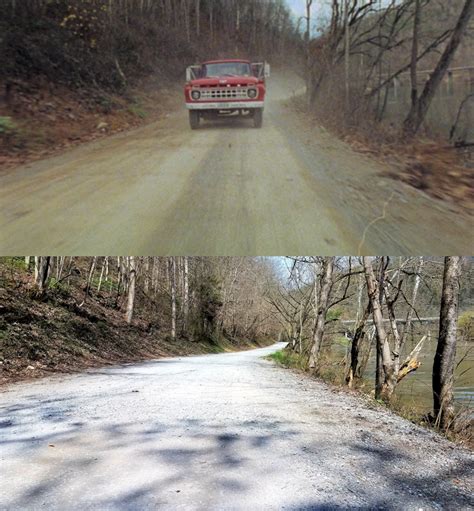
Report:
0,263,266,385
0,77,181,168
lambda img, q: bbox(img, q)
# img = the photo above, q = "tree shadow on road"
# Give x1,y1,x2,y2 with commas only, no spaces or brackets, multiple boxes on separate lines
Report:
1,392,473,510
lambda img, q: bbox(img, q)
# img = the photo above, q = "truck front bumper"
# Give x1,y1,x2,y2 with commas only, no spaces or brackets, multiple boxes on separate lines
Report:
186,101,264,110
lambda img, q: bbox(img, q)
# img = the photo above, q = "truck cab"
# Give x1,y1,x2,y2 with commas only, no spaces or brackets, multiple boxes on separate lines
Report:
185,59,270,129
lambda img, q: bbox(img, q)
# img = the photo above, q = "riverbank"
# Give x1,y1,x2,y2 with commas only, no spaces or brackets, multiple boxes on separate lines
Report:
269,349,474,449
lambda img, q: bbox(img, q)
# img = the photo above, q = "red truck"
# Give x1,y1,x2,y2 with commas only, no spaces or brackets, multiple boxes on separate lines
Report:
185,59,270,129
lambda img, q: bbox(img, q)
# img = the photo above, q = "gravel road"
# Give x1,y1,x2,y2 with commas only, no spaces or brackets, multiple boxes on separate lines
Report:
1,73,472,255
0,343,472,510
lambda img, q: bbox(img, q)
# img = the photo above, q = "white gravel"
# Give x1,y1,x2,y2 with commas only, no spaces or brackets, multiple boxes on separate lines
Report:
0,343,472,510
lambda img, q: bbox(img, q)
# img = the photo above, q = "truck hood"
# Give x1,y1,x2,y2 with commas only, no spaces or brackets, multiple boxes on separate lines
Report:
190,76,259,87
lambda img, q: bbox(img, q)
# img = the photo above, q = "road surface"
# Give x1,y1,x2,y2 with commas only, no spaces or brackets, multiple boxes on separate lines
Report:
1,73,472,254
1,344,472,510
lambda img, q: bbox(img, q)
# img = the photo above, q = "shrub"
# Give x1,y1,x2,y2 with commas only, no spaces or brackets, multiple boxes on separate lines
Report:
268,350,307,370
458,310,474,342
0,116,17,136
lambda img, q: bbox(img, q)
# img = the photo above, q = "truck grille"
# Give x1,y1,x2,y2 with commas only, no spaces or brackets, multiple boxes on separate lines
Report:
198,87,252,100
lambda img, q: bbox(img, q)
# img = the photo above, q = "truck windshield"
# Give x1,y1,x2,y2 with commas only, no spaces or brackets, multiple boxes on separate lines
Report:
203,62,251,77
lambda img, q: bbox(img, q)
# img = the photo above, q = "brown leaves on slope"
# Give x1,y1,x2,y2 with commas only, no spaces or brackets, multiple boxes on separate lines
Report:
383,141,474,212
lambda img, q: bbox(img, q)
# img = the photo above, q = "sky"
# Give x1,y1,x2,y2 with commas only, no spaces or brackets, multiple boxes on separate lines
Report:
284,0,332,33
286,0,307,19
285,1,395,33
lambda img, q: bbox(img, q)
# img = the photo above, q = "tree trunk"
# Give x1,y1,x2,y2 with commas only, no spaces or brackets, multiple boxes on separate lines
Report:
403,0,474,135
344,0,350,114
409,0,421,108
305,0,313,104
183,256,189,330
195,0,200,36
170,257,177,340
85,256,97,297
433,256,462,430
125,256,136,324
35,256,51,292
144,257,150,294
347,303,371,387
309,257,334,370
400,256,423,346
97,257,106,293
363,257,396,401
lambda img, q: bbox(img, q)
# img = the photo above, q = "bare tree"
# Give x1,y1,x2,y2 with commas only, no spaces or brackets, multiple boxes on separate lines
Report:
125,256,136,324
309,257,334,370
409,0,421,109
170,257,177,340
404,0,474,135
363,257,431,401
363,257,396,400
433,256,463,430
183,256,189,330
35,256,51,292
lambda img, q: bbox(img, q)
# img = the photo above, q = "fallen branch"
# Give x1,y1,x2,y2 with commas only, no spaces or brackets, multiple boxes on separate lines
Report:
397,335,426,382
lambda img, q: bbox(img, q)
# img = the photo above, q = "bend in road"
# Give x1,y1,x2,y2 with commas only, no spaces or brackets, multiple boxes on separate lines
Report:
1,344,473,510
1,72,472,254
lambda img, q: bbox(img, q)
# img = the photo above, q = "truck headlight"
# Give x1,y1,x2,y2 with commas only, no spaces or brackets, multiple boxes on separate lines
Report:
247,88,258,99
191,90,201,100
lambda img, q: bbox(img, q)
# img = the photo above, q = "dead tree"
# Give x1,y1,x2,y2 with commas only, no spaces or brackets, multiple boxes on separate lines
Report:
363,257,426,401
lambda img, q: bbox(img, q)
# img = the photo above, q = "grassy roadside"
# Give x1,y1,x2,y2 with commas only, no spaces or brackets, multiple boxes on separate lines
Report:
267,348,473,449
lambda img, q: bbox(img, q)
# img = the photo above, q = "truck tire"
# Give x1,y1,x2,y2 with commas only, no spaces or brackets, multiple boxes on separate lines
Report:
253,109,263,129
189,111,200,130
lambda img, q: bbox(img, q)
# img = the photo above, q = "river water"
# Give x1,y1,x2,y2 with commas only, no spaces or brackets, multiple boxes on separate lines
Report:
330,327,473,415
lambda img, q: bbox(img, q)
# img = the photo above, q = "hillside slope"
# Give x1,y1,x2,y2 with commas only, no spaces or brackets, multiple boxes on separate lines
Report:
0,260,269,385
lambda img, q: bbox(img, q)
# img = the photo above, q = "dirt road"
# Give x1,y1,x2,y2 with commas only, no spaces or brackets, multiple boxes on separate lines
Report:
0,343,472,510
1,72,472,254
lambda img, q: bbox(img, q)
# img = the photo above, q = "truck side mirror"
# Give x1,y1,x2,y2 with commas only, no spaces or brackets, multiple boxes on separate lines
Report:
186,66,202,82
264,63,271,78
252,62,265,79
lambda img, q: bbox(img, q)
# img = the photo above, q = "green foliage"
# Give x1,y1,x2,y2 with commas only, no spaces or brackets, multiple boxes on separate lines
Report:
458,310,474,342
95,95,118,114
268,350,307,370
191,274,223,339
48,277,70,294
334,335,350,347
128,104,148,119
0,117,17,136
3,257,26,270
327,308,343,322
89,276,117,292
